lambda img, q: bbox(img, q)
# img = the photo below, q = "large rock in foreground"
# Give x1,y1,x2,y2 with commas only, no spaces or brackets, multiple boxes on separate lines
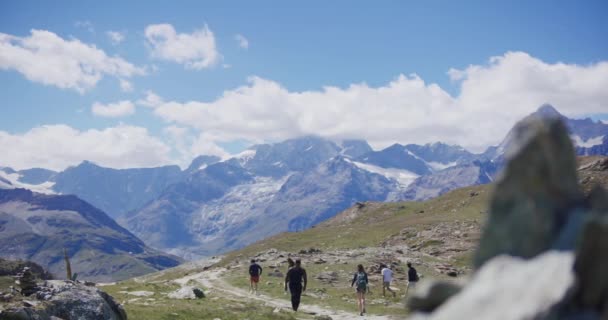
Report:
0,280,126,320
408,116,608,320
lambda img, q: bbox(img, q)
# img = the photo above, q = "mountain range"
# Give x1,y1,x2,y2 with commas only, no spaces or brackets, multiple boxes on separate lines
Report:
1,104,607,260
0,188,181,281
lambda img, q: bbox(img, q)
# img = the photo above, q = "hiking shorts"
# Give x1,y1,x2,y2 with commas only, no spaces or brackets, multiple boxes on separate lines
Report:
250,275,260,283
356,285,367,293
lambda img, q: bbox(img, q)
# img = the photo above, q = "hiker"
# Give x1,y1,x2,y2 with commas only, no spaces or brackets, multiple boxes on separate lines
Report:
285,259,307,311
351,264,369,316
249,259,263,294
381,264,397,298
406,262,419,294
284,257,296,295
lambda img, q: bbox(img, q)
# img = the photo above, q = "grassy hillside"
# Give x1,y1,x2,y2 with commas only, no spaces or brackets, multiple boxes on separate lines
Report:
99,156,608,319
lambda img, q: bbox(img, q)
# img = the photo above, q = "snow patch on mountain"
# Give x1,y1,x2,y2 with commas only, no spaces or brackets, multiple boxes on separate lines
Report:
346,159,418,187
232,149,256,165
0,170,55,194
571,134,604,148
427,161,458,171
191,175,291,243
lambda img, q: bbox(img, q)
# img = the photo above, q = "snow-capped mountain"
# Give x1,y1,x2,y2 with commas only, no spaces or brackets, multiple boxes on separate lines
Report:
485,104,608,161
2,104,606,259
355,143,433,175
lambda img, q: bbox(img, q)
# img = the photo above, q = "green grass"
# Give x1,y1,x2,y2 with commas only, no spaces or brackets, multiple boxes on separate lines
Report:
225,260,409,318
221,185,490,267
101,279,298,320
99,185,493,319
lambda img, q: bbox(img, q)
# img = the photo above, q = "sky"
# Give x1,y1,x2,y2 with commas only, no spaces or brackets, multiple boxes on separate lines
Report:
1,0,607,170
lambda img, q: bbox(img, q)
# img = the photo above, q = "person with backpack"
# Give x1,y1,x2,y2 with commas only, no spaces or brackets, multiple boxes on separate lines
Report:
285,259,307,311
350,264,369,316
381,263,397,298
406,262,419,295
249,259,263,295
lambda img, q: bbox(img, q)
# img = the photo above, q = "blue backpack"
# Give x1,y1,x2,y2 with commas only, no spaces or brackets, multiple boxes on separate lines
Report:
356,272,367,290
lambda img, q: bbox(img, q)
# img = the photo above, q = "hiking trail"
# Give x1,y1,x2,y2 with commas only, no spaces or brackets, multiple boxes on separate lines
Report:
174,267,396,320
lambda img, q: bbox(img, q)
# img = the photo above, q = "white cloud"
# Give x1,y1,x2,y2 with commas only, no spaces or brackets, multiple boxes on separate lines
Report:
0,29,144,93
145,23,221,70
74,20,94,33
137,90,164,108
235,34,249,49
92,100,135,117
106,30,125,45
119,78,133,92
0,125,172,171
152,52,608,153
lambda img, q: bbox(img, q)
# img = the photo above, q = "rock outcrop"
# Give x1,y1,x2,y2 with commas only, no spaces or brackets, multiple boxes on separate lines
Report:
408,117,608,319
0,280,127,320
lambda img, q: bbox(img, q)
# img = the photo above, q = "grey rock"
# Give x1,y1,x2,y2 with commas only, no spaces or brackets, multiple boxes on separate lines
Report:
407,280,462,313
0,280,126,320
474,118,584,268
409,252,575,320
315,271,339,284
571,214,608,313
314,315,333,320
192,288,205,299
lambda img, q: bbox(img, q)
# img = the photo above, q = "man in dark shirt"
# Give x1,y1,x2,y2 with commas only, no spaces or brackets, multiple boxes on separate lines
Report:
284,259,307,311
249,259,263,295
407,262,419,294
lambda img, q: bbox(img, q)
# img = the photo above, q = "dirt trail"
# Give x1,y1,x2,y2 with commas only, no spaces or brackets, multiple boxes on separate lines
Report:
175,267,395,320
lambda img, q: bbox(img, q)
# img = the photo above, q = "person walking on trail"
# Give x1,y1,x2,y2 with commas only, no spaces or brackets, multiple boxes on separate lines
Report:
351,264,369,316
284,258,296,295
406,262,419,295
284,259,307,311
249,259,263,295
381,264,397,298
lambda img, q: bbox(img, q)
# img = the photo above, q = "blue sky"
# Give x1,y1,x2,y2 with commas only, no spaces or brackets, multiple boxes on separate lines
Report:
1,1,607,170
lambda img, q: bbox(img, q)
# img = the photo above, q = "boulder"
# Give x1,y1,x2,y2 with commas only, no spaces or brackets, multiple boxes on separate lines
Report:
0,280,127,320
410,251,575,320
407,280,463,313
474,118,584,268
168,286,205,299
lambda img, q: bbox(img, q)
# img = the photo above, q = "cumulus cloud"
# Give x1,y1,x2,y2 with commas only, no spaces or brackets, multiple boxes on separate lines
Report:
145,23,221,69
0,125,173,170
0,29,144,93
106,30,125,45
92,100,135,117
137,90,164,108
152,52,608,152
119,78,133,92
235,34,249,49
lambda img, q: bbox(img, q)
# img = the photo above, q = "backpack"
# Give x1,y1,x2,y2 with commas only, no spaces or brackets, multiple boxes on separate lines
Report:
356,272,367,289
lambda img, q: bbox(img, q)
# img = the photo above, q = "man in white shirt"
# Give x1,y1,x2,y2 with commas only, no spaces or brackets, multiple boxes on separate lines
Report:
381,264,397,298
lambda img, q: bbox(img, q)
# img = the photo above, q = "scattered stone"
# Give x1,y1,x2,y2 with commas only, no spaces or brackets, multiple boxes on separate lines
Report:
315,271,339,284
15,267,39,296
315,315,333,320
193,288,205,298
299,248,323,254
168,286,205,299
268,269,284,278
408,280,463,313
